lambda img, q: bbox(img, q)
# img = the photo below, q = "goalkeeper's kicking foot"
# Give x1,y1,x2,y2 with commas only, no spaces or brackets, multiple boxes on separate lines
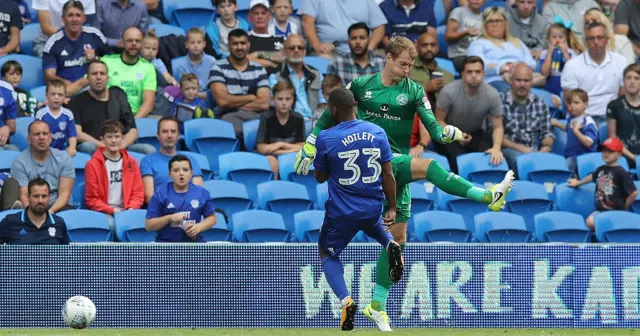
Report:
488,170,515,211
340,297,357,331
387,241,404,284
364,304,392,332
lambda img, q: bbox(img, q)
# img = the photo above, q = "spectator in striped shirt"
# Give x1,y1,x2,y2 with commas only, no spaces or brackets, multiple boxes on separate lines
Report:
94,0,149,49
208,29,270,143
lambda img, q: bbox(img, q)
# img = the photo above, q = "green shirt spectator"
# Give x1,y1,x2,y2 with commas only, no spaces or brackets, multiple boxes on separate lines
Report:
102,53,157,116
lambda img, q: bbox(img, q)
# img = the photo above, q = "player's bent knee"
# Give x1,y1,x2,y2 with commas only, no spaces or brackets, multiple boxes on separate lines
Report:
411,158,432,180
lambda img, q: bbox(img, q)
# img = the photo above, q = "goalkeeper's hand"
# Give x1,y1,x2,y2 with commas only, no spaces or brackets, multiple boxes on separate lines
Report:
439,125,463,144
294,135,317,175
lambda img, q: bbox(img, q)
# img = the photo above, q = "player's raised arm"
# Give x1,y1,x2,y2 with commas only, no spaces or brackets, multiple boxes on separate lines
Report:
415,88,462,144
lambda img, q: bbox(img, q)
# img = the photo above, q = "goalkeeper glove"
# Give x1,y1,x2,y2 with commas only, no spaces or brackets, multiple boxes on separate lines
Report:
439,125,463,144
294,134,317,175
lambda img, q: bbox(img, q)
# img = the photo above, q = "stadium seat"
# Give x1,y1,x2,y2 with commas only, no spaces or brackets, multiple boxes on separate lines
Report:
594,211,640,243
353,230,377,243
421,151,450,170
516,153,572,195
437,186,488,234
257,181,314,233
72,181,85,209
434,0,446,25
434,57,458,78
481,0,507,10
534,211,590,243
294,210,324,242
505,181,553,233
58,210,114,242
436,25,448,59
632,181,640,214
316,182,328,210
304,56,331,75
232,210,292,242
242,119,260,152
0,150,20,173
409,182,435,213
30,85,46,103
236,0,251,10
0,209,22,221
554,182,596,218
10,116,33,151
166,1,215,29
72,152,92,207
531,88,555,110
115,209,156,242
413,211,471,242
200,212,232,242
179,151,212,181
457,152,510,185
127,151,146,164
149,23,186,37
489,80,510,93
203,180,252,230
474,212,531,243
219,152,273,203
598,122,608,145
0,55,45,90
19,23,40,56
577,152,629,180
135,118,160,152
279,152,318,204
185,119,238,176
552,120,567,156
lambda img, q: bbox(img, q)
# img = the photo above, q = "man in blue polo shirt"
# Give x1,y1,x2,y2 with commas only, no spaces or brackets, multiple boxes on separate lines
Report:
379,0,437,45
43,0,108,96
0,178,70,245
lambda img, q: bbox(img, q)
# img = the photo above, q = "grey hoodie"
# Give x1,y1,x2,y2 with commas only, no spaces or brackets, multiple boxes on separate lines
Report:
506,4,552,52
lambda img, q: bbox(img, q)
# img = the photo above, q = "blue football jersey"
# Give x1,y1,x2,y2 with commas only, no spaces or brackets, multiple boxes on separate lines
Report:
35,106,77,150
314,120,393,220
146,182,217,242
0,80,16,128
42,27,107,82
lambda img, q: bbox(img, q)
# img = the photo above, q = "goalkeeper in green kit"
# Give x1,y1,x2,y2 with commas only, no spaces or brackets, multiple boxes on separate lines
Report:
294,36,515,331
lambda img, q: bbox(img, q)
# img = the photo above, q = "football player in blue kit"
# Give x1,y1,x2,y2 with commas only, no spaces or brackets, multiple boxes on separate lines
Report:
313,88,404,331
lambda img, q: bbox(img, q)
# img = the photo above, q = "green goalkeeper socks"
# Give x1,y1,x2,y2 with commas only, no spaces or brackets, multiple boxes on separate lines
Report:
425,160,492,204
372,244,406,311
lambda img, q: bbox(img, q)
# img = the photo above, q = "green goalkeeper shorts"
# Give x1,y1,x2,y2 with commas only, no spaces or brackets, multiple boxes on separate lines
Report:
383,154,414,224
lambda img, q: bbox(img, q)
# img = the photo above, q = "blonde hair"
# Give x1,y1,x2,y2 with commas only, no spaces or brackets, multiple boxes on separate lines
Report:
143,29,159,43
481,7,523,49
385,36,418,60
584,8,616,51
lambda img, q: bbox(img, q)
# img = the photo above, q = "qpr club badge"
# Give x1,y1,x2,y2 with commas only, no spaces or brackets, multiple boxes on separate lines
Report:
396,94,408,106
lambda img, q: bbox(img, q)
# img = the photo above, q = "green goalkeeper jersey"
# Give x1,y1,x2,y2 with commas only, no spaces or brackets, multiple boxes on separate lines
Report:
311,72,443,155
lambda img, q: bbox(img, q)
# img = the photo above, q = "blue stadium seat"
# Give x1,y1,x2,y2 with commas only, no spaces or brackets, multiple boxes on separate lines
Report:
19,23,40,56
72,152,92,207
516,153,572,186
304,56,331,75
474,212,531,243
632,181,640,214
135,118,160,152
236,0,251,10
413,211,471,242
598,122,608,145
114,209,155,242
232,210,292,242
242,119,260,152
167,1,215,29
58,210,114,242
257,181,314,233
534,211,590,243
179,151,212,181
149,23,186,37
434,0,446,25
594,211,640,243
421,151,450,170
294,210,324,242
0,150,20,173
481,0,507,10
30,85,46,103
489,80,510,93
434,57,457,78
531,88,555,110
436,25,448,59
354,230,377,243
0,55,45,90
10,116,33,151
552,120,567,156
409,182,435,213
127,151,146,165
555,182,596,218
203,180,252,230
71,181,85,209
316,182,328,210
457,152,510,185
0,209,22,221
279,152,318,204
219,152,273,203
185,119,238,176
577,152,629,180
200,212,232,242
437,186,488,233
505,181,553,233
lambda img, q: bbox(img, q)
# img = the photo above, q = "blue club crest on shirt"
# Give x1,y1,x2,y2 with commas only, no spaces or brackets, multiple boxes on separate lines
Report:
59,121,66,131
190,199,199,209
48,227,56,237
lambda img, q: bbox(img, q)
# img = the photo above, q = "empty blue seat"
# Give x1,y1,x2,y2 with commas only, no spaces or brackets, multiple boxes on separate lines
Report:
128,151,146,164
474,212,531,243
506,181,553,233
516,153,572,187
200,212,232,242
0,209,22,221
598,122,608,145
413,211,471,242
9,116,33,151
149,23,186,37
434,57,457,77
0,55,45,90
304,56,331,75
72,152,92,206
436,25,448,59
555,183,596,219
457,152,510,185
19,23,40,56
632,181,640,214
409,182,435,213
316,182,328,210
489,80,510,93
219,152,273,203
185,119,238,175
236,0,251,10
30,85,46,103
257,181,314,232
535,211,590,243
531,88,555,110
242,119,260,152
437,186,488,233
232,210,292,242
203,180,252,230
279,152,318,204
577,152,629,180
0,150,20,173
167,1,215,29
58,210,113,242
434,0,446,25
114,209,148,242
179,151,212,181
594,211,640,243
135,118,160,152
294,210,325,242
552,120,567,156
421,151,450,170
354,230,377,243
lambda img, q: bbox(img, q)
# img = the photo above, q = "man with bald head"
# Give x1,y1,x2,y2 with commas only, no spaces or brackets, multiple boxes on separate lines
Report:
102,26,157,118
501,62,555,171
269,34,326,120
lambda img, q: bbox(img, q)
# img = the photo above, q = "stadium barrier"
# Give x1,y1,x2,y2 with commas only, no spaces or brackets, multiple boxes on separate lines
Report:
1,243,640,328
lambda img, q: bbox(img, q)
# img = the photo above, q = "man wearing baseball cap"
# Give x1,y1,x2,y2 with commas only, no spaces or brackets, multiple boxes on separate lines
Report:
568,137,638,231
247,0,286,74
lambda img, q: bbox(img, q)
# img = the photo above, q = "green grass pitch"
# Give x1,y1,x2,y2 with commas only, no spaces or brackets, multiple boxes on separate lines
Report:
2,329,640,336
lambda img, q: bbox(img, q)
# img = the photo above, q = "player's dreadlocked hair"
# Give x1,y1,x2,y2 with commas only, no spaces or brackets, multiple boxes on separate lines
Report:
386,36,417,60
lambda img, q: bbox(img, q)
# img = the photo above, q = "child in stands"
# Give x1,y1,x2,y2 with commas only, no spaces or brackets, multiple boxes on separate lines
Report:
34,79,77,157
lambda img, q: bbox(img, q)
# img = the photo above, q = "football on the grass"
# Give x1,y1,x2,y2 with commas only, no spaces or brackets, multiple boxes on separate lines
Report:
62,295,96,329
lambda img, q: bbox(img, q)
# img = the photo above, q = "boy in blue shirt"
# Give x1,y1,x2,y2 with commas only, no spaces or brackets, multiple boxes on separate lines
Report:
34,79,77,157
313,88,402,331
172,74,214,132
145,155,217,242
173,28,217,101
